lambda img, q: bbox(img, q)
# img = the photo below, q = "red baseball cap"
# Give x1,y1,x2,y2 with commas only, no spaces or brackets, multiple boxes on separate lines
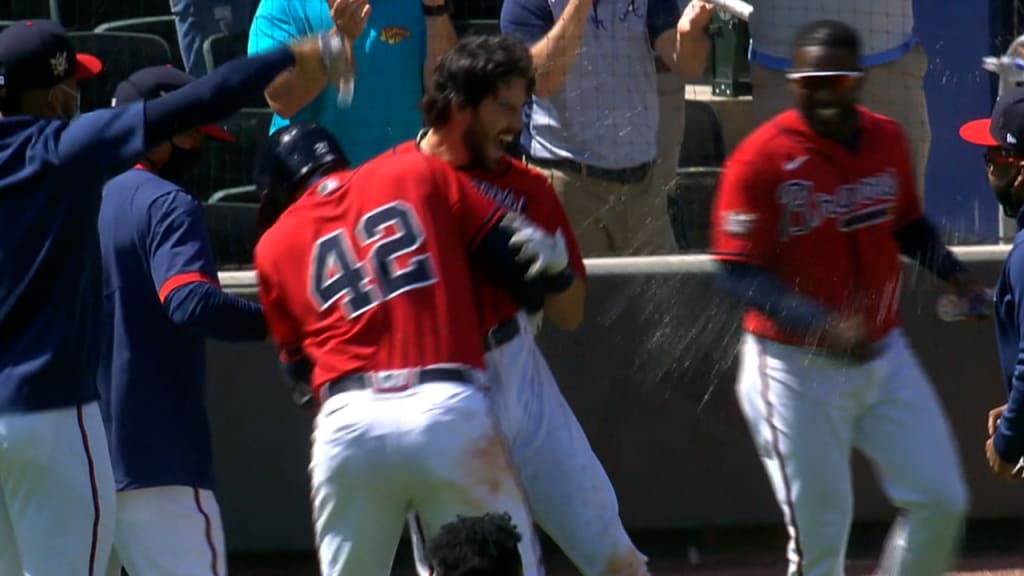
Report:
111,65,235,142
0,20,102,92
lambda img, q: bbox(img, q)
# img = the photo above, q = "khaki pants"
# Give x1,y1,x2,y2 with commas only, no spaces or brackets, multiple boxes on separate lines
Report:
652,72,688,208
528,164,676,257
750,44,931,199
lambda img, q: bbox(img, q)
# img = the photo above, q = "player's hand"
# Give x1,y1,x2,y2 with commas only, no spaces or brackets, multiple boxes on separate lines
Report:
329,0,371,43
509,226,570,280
989,403,1008,437
817,314,875,363
985,436,1022,480
677,0,715,35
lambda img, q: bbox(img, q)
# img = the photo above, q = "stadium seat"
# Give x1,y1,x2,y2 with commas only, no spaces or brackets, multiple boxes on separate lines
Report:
208,185,258,204
678,100,726,168
0,0,52,21
95,15,183,70
667,100,727,251
182,108,273,201
68,31,173,112
203,31,248,72
56,0,170,32
201,201,261,269
453,19,500,37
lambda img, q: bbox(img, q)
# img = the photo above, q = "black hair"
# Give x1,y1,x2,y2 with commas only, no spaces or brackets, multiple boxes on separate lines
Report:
421,35,535,128
792,19,862,59
426,513,523,576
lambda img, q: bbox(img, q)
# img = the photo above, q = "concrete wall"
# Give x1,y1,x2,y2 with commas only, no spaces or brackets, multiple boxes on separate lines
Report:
208,248,1020,552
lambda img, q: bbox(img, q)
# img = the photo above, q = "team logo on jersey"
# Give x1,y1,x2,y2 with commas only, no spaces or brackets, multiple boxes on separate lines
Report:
472,178,527,214
722,211,757,235
380,26,412,44
776,170,899,239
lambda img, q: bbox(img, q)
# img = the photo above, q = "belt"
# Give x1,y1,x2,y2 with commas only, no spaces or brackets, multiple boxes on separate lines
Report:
319,366,475,402
484,317,521,351
526,155,652,184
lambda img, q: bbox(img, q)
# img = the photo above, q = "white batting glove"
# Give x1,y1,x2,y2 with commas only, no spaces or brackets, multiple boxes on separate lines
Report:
509,226,570,280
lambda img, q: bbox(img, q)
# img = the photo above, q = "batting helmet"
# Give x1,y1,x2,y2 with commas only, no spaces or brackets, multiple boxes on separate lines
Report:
254,123,349,229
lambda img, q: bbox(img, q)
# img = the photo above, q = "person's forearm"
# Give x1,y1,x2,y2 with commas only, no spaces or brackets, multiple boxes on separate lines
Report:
531,0,592,98
423,12,457,92
143,48,296,146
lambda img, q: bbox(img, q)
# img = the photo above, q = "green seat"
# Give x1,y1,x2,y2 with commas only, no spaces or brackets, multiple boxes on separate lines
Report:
95,16,183,70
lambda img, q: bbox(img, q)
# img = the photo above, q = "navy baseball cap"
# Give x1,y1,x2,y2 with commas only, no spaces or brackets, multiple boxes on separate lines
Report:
960,86,1024,153
0,20,102,93
112,65,235,142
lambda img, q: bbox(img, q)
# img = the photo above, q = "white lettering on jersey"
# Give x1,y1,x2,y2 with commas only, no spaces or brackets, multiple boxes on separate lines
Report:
776,170,899,240
472,178,527,214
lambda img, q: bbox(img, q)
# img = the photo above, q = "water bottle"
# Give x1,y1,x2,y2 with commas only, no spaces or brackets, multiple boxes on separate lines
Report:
936,288,995,322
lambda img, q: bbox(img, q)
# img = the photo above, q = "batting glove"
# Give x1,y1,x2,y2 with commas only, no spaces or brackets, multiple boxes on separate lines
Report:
509,226,570,280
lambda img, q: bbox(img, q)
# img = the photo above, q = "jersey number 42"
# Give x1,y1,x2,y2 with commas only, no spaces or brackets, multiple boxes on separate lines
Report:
310,201,437,318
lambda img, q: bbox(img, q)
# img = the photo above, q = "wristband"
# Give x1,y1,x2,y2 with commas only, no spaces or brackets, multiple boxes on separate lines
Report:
422,1,451,17
544,267,575,294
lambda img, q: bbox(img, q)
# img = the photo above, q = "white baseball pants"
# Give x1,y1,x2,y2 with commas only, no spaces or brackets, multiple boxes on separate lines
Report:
736,329,968,576
310,379,542,576
0,401,116,576
105,485,227,576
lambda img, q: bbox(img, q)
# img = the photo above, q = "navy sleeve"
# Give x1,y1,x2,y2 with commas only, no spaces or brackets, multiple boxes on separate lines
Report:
500,0,554,44
995,248,1024,464
717,260,832,335
647,0,682,44
59,102,147,174
164,282,268,341
146,190,221,301
892,217,969,282
142,47,295,148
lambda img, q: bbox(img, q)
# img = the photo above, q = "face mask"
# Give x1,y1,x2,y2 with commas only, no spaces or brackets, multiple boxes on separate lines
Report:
55,84,80,121
158,143,203,185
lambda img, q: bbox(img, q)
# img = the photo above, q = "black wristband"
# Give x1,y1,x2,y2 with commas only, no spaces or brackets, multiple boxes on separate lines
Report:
422,1,451,17
543,267,575,294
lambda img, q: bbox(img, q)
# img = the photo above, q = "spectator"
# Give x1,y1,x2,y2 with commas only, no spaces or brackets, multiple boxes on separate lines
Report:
501,0,714,257
171,0,257,76
653,51,688,250
747,0,929,199
248,0,458,165
427,513,524,576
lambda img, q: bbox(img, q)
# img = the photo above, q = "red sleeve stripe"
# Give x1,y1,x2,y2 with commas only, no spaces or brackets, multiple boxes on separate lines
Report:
158,272,218,303
467,206,505,250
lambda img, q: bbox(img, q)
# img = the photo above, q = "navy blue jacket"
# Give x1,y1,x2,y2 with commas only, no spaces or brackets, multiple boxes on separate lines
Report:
994,208,1024,463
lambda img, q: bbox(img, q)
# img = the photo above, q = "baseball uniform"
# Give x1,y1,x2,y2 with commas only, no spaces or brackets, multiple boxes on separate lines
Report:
710,107,968,576
255,145,555,576
397,139,649,575
97,67,268,576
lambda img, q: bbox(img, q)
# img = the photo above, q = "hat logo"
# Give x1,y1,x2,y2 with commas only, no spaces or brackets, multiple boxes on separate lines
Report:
50,51,68,78
1009,133,1018,145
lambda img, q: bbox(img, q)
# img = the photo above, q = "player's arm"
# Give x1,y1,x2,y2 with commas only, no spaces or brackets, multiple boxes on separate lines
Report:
147,191,268,342
652,0,713,80
60,34,342,170
993,249,1024,466
501,0,589,98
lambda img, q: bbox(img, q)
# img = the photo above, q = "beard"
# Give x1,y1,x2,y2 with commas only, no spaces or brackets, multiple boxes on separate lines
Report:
461,118,499,170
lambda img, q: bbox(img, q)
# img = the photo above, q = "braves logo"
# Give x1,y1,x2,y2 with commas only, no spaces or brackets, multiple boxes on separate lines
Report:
472,178,527,214
777,170,899,239
379,26,412,45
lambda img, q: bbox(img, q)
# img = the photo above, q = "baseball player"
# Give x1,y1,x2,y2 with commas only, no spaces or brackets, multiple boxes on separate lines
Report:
96,66,273,576
253,123,573,576
427,512,524,576
710,20,984,576
0,18,348,575
404,35,649,576
959,88,1024,480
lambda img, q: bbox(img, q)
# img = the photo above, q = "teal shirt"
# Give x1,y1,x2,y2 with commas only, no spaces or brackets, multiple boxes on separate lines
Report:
248,0,426,165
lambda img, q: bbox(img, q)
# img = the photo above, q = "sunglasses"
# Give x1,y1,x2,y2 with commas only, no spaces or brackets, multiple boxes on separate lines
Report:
984,149,1021,166
785,70,864,93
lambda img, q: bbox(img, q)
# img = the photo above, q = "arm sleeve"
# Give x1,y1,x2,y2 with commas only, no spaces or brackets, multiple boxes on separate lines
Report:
995,250,1024,464
891,217,969,282
142,47,296,148
163,282,267,341
647,0,682,45
892,125,924,227
709,154,780,266
717,261,831,335
500,0,555,44
58,103,147,174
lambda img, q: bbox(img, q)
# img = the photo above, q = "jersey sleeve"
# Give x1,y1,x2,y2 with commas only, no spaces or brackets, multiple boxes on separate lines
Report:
891,124,924,228
145,190,221,303
709,152,780,266
647,0,683,45
443,166,507,250
254,240,305,360
500,0,554,45
58,103,147,176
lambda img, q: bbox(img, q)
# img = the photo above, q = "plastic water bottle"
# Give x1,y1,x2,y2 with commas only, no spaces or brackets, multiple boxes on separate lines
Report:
936,288,995,322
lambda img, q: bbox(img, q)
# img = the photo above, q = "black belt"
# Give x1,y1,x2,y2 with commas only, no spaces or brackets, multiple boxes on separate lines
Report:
526,155,652,184
320,366,474,402
484,317,521,351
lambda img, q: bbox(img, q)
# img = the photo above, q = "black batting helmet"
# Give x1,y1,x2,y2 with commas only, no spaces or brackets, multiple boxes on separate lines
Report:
254,123,349,229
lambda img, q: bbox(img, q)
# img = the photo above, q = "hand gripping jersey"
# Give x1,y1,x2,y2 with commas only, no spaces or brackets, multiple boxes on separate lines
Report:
254,146,510,388
710,107,922,345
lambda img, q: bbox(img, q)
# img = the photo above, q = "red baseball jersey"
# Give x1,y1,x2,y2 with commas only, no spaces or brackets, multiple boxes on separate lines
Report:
254,146,506,390
710,107,922,345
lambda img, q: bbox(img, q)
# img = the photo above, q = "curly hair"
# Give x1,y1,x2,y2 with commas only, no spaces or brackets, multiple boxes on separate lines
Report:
420,34,535,128
426,512,524,576
792,19,861,59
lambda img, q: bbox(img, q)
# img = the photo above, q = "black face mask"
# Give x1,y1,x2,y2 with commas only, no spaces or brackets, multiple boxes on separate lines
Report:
993,172,1024,219
158,143,203,185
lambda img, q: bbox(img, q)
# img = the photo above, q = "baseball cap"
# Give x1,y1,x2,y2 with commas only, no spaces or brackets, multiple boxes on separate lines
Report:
960,86,1024,153
0,20,102,93
111,65,235,143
